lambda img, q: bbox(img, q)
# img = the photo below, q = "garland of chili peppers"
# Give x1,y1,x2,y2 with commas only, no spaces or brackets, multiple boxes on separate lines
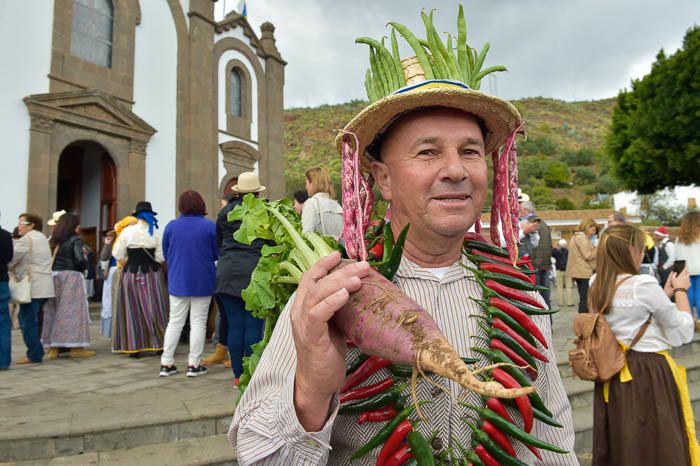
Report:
338,224,569,465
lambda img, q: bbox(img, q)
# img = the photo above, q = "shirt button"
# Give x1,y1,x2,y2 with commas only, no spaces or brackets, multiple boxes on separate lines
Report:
306,439,317,448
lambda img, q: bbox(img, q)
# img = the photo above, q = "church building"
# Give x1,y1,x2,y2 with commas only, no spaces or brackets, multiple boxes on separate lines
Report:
1,0,286,253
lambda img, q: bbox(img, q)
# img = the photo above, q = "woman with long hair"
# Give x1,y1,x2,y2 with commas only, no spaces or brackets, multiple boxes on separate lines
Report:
589,224,699,466
7,213,54,364
111,202,168,357
302,167,343,238
159,191,218,377
674,211,700,321
43,213,94,359
566,218,598,313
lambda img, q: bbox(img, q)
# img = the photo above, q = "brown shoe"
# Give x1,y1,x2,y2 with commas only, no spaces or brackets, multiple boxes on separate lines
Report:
224,359,231,369
69,348,96,359
202,343,229,366
46,348,59,360
695,320,700,333
16,358,41,365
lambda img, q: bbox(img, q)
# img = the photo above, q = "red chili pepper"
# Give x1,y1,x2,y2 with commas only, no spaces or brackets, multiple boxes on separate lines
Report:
471,248,529,266
474,443,499,466
341,356,392,393
489,297,548,349
358,405,398,424
491,368,534,433
341,377,394,403
376,419,413,466
489,338,537,380
525,443,543,461
485,279,545,309
485,398,514,423
492,318,549,363
370,242,384,259
384,444,413,466
478,262,534,283
482,420,516,456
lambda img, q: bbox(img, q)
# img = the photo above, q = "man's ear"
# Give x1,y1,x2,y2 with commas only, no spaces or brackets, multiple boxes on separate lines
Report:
370,160,392,202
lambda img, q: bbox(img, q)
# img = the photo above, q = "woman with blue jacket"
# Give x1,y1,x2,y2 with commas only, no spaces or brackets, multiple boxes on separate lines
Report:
159,191,218,377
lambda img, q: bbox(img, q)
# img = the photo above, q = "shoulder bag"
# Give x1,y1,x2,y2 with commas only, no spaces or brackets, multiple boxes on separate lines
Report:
9,236,32,304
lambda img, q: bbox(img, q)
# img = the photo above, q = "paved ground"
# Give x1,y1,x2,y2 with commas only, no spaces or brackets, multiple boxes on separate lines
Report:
0,283,580,433
0,307,237,444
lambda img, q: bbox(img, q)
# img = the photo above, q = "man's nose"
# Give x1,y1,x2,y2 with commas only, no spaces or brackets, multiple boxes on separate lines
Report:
441,149,468,181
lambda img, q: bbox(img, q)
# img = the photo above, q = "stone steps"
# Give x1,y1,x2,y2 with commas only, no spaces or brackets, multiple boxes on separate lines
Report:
564,340,700,455
3,434,237,466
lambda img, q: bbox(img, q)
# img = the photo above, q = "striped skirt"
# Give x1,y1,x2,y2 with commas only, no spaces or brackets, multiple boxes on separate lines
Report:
42,271,91,348
112,269,169,353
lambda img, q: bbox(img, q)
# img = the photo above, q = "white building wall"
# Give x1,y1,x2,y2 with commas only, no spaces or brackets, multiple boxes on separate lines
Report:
133,2,178,224
217,41,261,184
614,186,700,216
0,3,53,225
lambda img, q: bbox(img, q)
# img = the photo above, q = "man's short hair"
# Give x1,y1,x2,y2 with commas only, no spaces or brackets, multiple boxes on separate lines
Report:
521,201,536,214
611,211,626,224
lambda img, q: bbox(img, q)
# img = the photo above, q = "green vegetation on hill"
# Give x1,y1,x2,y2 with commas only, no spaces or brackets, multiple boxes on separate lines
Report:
284,97,618,210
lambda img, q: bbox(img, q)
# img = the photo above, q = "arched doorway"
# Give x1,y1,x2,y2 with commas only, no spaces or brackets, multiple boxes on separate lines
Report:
57,141,117,257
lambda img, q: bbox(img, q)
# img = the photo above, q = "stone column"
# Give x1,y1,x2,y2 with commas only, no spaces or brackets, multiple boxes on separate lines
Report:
180,0,218,215
260,22,286,200
124,139,147,218
26,116,55,231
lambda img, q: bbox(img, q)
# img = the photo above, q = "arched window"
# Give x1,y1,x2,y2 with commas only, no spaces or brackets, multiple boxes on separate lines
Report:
230,68,243,117
71,0,114,67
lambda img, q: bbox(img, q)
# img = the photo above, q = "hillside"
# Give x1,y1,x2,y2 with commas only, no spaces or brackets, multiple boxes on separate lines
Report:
284,97,618,210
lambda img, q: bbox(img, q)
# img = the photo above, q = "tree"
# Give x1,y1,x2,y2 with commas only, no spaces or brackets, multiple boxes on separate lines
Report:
595,175,622,194
642,191,687,226
605,26,700,193
573,167,596,185
555,197,576,210
561,148,595,166
544,162,570,188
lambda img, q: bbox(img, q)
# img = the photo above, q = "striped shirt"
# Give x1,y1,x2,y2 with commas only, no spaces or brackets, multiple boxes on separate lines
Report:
228,255,578,465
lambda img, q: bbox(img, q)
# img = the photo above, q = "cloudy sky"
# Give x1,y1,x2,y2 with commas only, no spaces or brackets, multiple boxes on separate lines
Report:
216,0,700,109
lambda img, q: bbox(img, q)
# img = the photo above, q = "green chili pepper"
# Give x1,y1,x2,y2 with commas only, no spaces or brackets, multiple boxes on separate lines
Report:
471,429,528,466
532,406,564,428
486,327,538,369
465,450,486,466
382,221,394,263
407,430,435,466
346,353,369,376
464,406,569,454
464,240,509,258
404,458,418,466
472,347,553,417
379,223,410,281
339,387,401,415
480,304,537,347
350,402,428,460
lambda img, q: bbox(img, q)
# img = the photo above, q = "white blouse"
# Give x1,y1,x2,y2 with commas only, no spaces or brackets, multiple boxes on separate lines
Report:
112,221,164,263
595,274,694,352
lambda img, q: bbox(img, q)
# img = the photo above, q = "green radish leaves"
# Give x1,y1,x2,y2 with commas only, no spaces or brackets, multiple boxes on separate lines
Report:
356,5,507,101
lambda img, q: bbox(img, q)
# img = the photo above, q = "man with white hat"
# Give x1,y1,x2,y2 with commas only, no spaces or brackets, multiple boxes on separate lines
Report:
654,226,674,284
230,9,575,465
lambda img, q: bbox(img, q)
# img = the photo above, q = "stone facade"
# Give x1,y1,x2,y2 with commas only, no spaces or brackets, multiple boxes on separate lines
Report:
13,0,285,230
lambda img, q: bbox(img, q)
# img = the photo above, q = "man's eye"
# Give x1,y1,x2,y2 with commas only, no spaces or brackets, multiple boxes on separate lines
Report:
462,149,481,157
418,149,436,156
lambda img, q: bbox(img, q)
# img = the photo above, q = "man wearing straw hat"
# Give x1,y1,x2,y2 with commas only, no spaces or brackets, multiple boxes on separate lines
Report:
230,9,575,465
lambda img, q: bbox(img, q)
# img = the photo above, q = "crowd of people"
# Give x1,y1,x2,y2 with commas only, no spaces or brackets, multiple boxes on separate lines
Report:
0,167,344,380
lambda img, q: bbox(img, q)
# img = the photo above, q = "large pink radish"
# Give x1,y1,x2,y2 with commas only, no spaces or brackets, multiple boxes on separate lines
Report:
332,265,533,399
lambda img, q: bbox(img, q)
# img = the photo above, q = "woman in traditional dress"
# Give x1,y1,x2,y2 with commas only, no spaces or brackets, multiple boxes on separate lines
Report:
566,217,598,313
590,224,699,466
111,202,168,357
674,211,700,324
43,213,94,359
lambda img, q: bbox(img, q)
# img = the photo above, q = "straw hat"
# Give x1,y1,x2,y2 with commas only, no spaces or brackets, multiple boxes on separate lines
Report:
336,65,522,165
232,172,266,193
47,209,66,226
517,188,530,203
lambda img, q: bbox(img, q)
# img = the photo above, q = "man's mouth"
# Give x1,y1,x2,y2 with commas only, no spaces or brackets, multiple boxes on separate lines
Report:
432,193,471,204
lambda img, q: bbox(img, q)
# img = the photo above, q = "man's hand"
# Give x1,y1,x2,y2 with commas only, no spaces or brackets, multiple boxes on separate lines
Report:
291,251,371,431
521,220,539,235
